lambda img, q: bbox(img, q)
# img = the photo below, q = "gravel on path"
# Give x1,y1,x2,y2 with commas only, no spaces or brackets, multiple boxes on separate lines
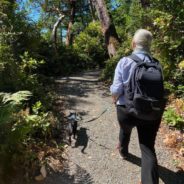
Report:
43,70,184,184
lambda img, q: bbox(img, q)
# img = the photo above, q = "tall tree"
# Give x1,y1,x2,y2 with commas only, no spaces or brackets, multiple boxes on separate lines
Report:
66,0,76,46
41,0,66,50
94,0,120,57
51,14,65,51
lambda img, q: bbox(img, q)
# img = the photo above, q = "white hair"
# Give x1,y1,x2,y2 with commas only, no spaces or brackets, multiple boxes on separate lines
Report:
133,29,152,51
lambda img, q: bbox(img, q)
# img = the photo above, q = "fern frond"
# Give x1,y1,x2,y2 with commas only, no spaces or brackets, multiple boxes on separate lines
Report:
0,91,32,105
0,91,32,124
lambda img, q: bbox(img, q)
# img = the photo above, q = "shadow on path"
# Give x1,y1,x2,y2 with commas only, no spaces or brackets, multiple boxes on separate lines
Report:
75,127,89,154
56,81,94,97
44,164,93,184
126,153,184,184
55,70,103,99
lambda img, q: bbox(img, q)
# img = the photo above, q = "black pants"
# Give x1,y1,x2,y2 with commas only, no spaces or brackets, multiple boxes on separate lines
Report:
117,105,161,184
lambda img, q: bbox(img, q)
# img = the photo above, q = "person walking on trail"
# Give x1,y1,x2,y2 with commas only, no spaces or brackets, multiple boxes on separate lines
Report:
110,29,165,184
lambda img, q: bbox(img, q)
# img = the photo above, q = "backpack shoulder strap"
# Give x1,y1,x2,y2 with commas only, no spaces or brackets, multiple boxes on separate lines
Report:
128,54,160,64
127,54,143,64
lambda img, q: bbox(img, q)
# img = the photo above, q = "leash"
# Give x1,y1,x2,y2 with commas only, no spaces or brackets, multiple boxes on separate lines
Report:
83,105,113,123
88,137,111,150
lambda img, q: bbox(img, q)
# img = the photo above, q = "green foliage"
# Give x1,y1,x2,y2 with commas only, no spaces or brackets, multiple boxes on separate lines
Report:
12,101,52,139
74,22,107,68
40,22,108,76
0,91,54,179
0,1,43,91
0,91,32,124
149,0,184,97
0,91,53,149
0,5,18,90
163,98,184,130
17,52,44,90
101,37,132,81
127,0,150,34
163,107,184,129
0,44,18,91
0,91,32,173
164,67,184,98
0,92,51,130
0,2,58,180
172,69,184,98
148,1,184,80
39,44,85,76
20,51,45,73
150,9,183,74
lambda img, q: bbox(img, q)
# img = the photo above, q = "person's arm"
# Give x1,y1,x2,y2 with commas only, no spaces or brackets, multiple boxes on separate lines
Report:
110,59,124,104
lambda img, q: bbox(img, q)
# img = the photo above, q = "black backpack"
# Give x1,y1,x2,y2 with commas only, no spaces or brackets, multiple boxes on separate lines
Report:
123,54,166,121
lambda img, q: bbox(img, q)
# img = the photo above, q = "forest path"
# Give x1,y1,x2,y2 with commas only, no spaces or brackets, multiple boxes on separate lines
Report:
44,70,183,184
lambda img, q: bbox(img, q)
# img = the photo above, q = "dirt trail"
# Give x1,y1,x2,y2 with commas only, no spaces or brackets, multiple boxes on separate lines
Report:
43,70,184,184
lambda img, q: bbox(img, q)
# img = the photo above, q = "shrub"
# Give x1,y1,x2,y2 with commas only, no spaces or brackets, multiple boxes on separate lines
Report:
101,38,132,81
0,91,32,176
163,98,184,129
0,91,32,124
12,101,52,140
0,91,56,179
74,21,107,68
163,107,184,129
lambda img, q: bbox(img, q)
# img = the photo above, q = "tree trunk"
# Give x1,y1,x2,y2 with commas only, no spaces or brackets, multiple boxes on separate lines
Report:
89,0,96,22
140,0,150,8
94,0,120,57
51,14,65,51
66,0,76,46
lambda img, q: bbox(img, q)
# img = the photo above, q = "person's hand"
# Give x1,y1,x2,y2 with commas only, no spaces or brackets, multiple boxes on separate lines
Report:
112,96,118,105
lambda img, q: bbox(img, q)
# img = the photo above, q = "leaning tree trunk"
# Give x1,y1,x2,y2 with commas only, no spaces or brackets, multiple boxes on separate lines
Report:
51,14,65,52
94,0,120,57
66,0,76,46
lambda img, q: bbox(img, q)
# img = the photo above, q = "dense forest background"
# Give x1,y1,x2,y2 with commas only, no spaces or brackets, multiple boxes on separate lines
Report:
0,0,184,182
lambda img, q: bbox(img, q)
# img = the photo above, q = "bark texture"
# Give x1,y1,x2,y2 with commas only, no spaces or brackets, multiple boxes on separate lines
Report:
94,0,120,57
89,0,96,22
66,0,76,46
